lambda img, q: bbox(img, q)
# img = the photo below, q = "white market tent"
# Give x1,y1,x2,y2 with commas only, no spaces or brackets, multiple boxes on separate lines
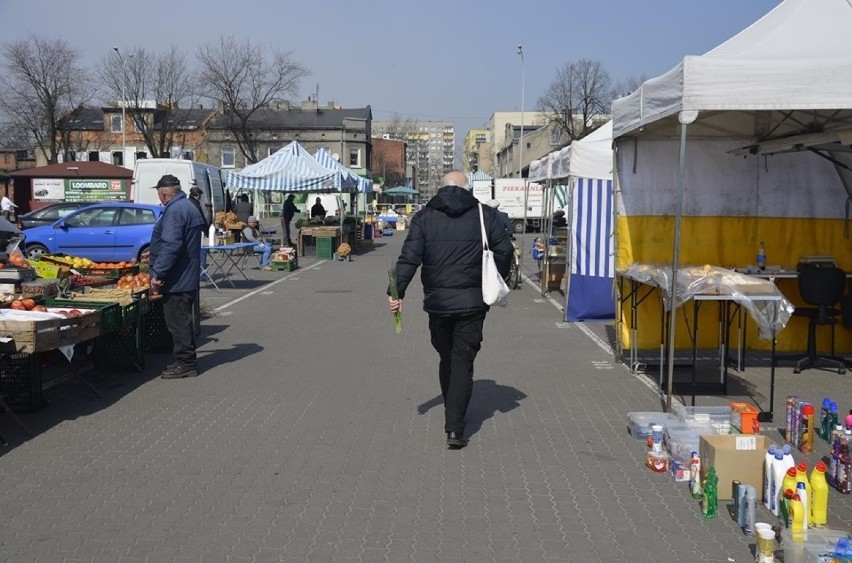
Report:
313,148,373,193
611,0,852,407
226,141,358,193
529,123,615,321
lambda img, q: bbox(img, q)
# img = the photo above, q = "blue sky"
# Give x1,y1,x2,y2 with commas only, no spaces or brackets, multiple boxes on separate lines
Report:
2,0,779,142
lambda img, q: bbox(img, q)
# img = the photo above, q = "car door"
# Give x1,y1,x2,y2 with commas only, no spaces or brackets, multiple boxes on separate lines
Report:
114,207,158,262
55,206,119,261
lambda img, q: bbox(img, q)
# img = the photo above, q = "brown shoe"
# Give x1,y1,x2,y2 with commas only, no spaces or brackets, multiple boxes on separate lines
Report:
161,364,199,379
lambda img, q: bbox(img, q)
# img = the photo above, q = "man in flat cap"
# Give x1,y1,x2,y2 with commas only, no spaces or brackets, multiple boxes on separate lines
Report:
148,174,206,379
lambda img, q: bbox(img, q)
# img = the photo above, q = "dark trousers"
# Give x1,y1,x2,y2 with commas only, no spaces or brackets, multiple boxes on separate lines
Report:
428,311,486,434
282,217,294,244
162,291,197,367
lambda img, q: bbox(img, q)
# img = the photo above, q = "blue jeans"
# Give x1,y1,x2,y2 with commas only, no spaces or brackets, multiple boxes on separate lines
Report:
254,243,272,267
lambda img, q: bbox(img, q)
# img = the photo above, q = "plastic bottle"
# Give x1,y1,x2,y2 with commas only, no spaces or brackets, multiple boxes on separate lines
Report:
780,467,798,508
845,410,852,431
795,462,812,512
801,403,815,453
781,443,795,472
819,397,832,440
207,223,216,246
789,493,805,533
702,466,718,519
770,451,787,516
810,461,829,526
689,451,702,499
829,425,843,488
756,241,766,271
828,402,839,438
779,488,794,527
837,431,851,494
763,443,778,510
796,481,809,530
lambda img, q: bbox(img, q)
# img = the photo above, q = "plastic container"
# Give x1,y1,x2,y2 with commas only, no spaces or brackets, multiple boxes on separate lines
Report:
673,404,732,433
780,528,850,563
626,412,679,440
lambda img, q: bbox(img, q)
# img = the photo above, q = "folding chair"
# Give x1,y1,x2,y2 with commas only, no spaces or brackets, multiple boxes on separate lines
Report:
240,245,263,269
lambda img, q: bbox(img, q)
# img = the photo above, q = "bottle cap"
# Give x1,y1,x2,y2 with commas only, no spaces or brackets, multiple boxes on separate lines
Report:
768,444,777,454
775,451,784,460
823,398,832,408
782,443,792,454
784,489,794,499
815,460,826,472
830,401,837,411
787,467,797,477
796,482,806,491
803,404,815,415
797,462,808,472
793,494,801,501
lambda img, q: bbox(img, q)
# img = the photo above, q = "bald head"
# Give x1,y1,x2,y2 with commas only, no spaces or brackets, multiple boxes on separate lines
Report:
441,171,469,190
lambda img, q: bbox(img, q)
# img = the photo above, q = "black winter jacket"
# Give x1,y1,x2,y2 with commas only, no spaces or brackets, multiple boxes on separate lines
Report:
393,186,513,315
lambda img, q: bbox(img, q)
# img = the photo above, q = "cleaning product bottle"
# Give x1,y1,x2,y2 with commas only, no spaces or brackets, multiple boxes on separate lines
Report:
779,488,795,527
701,466,718,519
810,461,829,526
763,443,778,510
795,462,812,515
829,425,843,488
828,402,839,439
801,403,815,453
837,431,851,494
796,481,809,530
756,241,766,271
845,410,852,431
819,397,831,440
781,443,795,472
789,493,805,534
689,451,702,499
770,450,787,516
785,395,797,442
742,485,755,534
780,467,798,511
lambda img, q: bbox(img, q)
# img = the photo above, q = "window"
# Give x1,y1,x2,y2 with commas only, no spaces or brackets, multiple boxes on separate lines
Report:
110,114,123,133
112,151,123,166
221,147,235,168
135,151,148,160
349,148,360,167
118,208,157,225
550,130,561,146
88,151,100,162
268,146,281,157
66,207,118,228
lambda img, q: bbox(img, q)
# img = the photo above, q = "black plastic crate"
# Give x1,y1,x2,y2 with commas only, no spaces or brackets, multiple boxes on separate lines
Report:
93,324,145,371
0,352,44,412
145,299,173,352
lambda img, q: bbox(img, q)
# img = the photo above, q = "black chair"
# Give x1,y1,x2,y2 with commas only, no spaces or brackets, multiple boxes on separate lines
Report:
792,266,847,374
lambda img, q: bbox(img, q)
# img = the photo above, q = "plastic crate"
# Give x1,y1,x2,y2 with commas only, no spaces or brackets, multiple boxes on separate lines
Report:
45,299,121,334
626,412,680,440
315,236,334,260
271,260,297,271
673,405,733,433
79,265,140,280
93,323,145,371
0,352,44,412
145,298,173,352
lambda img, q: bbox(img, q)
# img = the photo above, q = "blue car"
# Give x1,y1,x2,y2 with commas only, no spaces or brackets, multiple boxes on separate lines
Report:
24,202,163,262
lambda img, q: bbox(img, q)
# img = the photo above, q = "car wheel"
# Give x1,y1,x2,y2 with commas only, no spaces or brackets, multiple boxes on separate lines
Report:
137,244,149,263
26,243,49,260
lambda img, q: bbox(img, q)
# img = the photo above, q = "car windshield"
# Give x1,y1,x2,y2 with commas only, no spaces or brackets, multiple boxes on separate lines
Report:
63,207,119,227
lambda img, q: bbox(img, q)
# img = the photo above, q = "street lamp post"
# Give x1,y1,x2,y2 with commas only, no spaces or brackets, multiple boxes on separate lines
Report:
112,47,127,167
516,44,529,277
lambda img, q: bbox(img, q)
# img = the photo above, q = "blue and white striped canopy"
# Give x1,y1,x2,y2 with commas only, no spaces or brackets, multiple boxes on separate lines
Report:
467,170,492,184
313,148,373,193
226,141,355,192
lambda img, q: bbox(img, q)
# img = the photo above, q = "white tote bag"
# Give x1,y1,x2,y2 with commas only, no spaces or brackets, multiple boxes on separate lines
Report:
478,204,510,306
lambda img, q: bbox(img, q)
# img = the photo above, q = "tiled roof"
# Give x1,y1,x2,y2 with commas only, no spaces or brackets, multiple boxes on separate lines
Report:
10,161,132,178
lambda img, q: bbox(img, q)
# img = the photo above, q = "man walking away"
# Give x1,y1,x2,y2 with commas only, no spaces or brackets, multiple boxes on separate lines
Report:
148,174,206,379
388,171,512,448
282,194,298,247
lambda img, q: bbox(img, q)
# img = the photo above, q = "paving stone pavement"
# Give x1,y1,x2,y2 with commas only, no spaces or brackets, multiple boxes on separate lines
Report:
0,234,849,562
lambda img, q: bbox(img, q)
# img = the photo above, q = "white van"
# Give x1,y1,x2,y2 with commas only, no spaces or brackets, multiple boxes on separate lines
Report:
132,159,227,224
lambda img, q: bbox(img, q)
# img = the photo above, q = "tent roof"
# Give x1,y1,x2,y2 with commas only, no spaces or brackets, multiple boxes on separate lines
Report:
528,122,613,182
383,186,418,195
226,141,340,192
313,148,373,193
467,170,492,182
612,0,852,139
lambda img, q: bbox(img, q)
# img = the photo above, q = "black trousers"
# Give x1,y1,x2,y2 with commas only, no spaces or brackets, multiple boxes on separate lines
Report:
281,217,294,244
428,311,486,434
162,291,197,367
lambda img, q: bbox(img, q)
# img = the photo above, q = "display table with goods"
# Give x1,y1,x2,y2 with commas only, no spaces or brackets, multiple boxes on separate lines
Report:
296,225,342,259
617,264,795,421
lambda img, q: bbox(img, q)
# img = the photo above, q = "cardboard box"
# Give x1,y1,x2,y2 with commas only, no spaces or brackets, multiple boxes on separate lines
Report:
699,434,769,501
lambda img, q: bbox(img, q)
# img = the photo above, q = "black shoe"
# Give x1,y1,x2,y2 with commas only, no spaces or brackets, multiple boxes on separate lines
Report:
161,364,199,379
446,432,468,449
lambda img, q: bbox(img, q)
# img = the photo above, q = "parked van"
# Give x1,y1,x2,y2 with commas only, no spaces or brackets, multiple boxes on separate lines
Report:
132,159,227,224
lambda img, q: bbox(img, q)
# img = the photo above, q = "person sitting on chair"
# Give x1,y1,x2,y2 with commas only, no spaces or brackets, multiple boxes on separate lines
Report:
242,216,273,271
310,197,327,219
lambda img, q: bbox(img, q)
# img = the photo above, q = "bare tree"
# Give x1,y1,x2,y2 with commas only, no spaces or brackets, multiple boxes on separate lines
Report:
98,46,201,158
382,113,416,140
196,36,308,164
536,59,613,142
0,35,91,163
612,74,649,98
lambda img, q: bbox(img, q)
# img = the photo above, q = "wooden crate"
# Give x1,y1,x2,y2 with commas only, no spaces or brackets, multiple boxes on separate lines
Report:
0,309,102,353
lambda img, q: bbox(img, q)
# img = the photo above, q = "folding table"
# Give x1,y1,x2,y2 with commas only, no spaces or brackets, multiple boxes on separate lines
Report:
202,242,254,289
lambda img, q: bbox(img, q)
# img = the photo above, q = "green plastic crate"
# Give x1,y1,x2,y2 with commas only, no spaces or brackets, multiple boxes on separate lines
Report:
45,299,120,334
316,236,334,260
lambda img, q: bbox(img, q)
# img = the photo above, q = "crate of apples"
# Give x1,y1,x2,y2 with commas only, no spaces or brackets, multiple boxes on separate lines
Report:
8,298,47,312
116,272,151,291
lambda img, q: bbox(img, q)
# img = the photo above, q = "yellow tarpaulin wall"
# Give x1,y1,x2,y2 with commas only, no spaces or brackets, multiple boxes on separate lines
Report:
616,215,852,353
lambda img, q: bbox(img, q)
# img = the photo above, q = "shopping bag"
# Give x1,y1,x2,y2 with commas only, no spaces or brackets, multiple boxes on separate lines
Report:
479,204,510,307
